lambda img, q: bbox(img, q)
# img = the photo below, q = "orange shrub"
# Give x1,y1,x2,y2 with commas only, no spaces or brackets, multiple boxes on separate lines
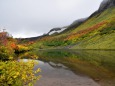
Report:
65,21,108,41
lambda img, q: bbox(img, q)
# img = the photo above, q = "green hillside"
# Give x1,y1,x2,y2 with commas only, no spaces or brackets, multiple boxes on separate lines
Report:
69,7,115,49
32,5,115,49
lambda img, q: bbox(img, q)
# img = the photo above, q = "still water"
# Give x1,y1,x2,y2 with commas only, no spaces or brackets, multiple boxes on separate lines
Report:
20,49,115,86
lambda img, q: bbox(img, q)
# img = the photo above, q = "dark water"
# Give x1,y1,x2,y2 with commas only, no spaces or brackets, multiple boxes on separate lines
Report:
20,49,115,86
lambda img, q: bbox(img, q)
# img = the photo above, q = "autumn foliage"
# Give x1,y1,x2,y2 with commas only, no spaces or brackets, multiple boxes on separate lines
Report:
65,21,108,41
0,31,32,60
0,31,41,86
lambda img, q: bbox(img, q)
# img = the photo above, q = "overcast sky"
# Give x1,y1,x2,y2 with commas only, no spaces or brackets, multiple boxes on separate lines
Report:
0,0,103,38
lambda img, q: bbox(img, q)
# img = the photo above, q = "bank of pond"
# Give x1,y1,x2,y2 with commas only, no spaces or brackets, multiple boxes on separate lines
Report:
0,49,115,86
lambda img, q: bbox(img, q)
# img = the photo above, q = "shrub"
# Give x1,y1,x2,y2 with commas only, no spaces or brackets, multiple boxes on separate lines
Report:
0,46,14,60
0,60,41,86
14,45,31,53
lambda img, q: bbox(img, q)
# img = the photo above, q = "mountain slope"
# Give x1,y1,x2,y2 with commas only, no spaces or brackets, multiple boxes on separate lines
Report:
32,0,115,49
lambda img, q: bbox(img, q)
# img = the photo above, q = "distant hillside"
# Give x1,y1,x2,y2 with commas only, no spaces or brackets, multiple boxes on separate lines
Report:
29,0,115,49
62,18,87,33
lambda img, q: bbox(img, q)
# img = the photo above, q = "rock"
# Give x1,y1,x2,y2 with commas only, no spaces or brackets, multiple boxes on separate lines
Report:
98,0,115,12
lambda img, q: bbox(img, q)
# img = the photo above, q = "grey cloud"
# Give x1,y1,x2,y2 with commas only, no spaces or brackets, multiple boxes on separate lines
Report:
0,0,103,38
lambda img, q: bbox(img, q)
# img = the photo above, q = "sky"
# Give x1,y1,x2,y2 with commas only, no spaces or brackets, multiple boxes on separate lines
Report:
0,0,103,38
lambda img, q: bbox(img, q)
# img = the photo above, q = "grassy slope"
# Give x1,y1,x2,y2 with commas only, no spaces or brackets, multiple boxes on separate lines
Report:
32,7,115,49
71,7,115,49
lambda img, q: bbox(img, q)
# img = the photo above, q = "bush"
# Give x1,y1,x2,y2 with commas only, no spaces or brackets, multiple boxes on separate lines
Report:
0,46,14,60
0,60,41,86
14,45,31,53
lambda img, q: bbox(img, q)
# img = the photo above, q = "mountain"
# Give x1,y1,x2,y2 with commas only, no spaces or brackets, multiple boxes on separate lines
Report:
99,0,115,11
29,0,115,49
47,27,67,35
63,18,87,32
89,0,115,18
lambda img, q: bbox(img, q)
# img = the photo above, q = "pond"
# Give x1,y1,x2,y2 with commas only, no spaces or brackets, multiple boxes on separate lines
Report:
20,49,115,86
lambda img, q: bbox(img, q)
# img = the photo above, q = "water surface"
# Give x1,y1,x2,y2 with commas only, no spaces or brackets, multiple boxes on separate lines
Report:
20,49,115,86
33,60,99,86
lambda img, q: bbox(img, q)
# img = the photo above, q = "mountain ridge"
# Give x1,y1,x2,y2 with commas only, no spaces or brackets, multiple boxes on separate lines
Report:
22,0,115,39
22,0,115,49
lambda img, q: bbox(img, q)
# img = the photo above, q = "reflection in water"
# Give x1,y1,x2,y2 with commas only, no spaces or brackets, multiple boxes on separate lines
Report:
19,49,115,86
35,60,100,86
48,62,68,69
